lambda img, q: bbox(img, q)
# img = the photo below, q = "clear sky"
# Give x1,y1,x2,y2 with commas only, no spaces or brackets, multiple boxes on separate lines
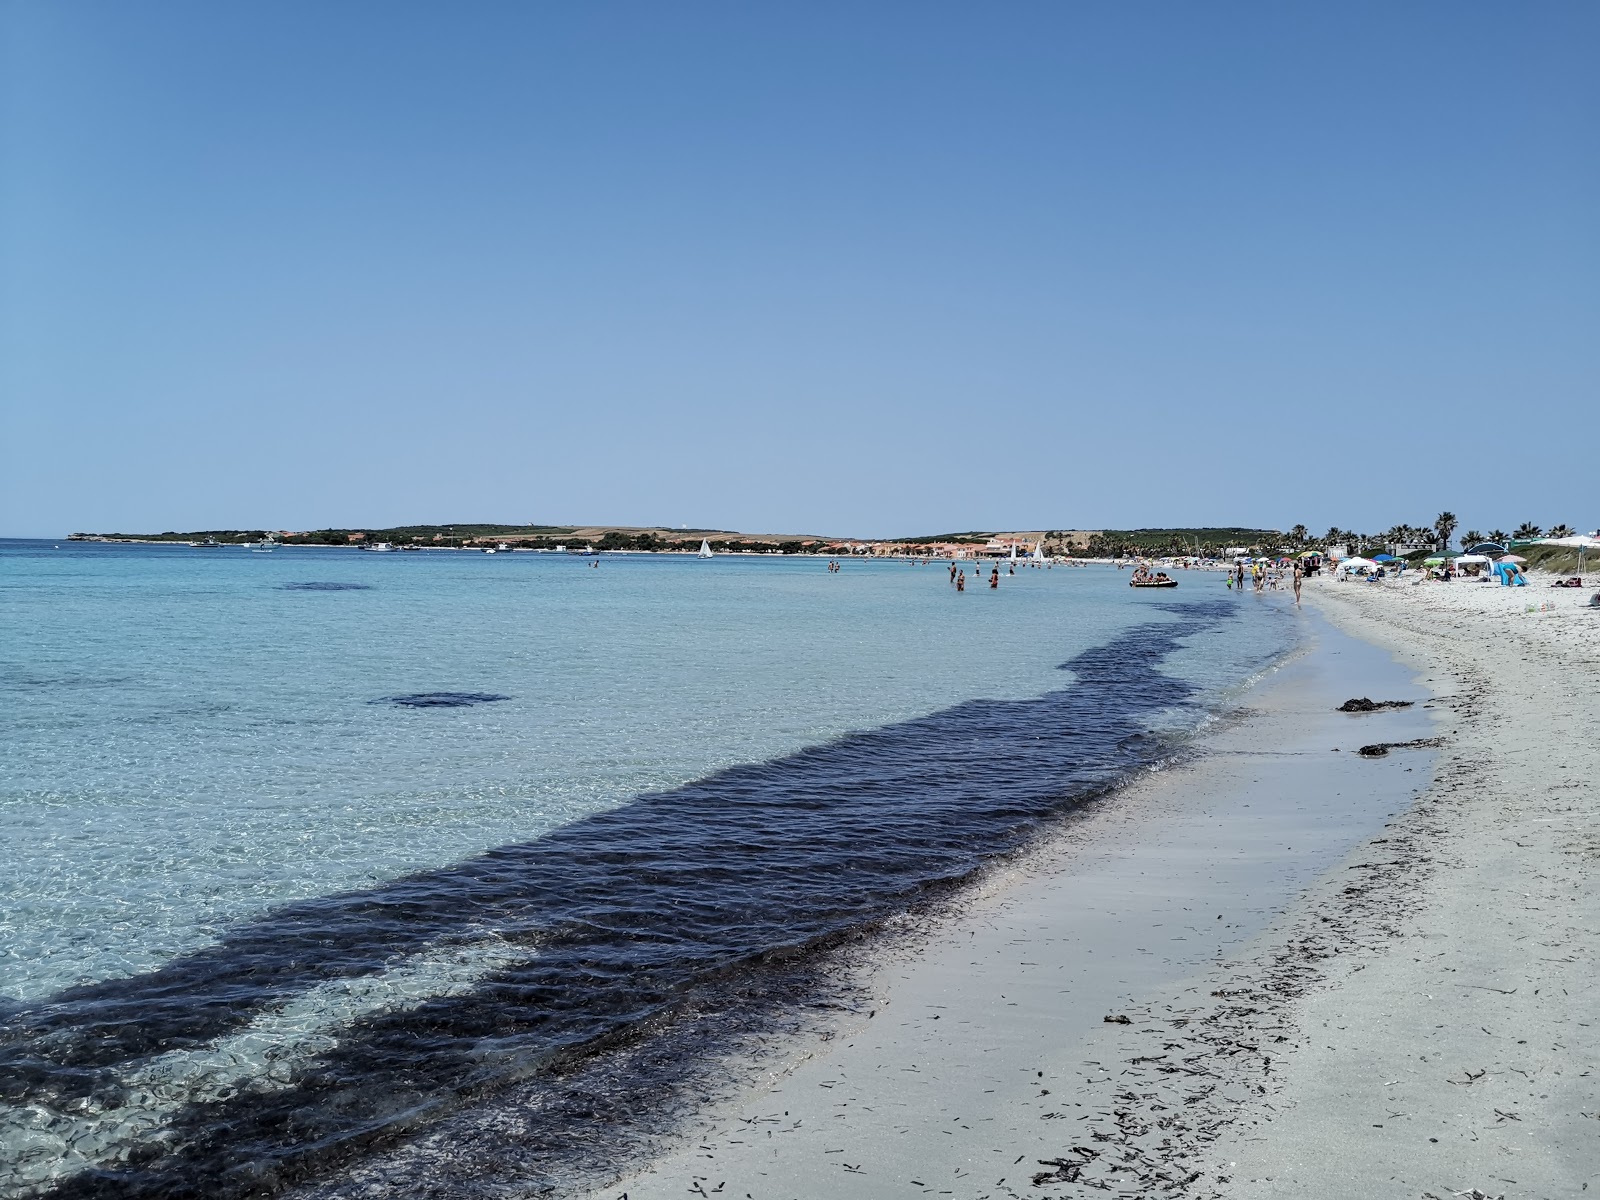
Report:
3,1,1594,539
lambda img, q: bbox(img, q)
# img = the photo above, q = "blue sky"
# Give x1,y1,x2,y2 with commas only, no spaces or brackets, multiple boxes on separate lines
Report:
3,1,1594,538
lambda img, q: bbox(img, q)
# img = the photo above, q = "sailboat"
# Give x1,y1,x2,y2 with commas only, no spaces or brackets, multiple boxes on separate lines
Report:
1009,543,1018,565
1031,540,1046,563
697,539,714,559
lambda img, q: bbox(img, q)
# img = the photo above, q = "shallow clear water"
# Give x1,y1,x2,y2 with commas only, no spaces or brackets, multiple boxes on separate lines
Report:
0,540,1299,1196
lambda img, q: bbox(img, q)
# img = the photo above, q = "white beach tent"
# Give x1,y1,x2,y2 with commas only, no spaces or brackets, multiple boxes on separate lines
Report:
1338,557,1380,574
1540,535,1600,548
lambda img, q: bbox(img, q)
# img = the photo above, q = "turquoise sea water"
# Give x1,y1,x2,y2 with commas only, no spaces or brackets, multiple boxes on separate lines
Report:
0,540,1299,1195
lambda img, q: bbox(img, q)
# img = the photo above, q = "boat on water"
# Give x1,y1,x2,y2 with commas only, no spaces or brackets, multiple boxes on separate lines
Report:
361,542,394,553
697,539,714,559
188,538,223,548
1130,578,1179,588
250,538,277,553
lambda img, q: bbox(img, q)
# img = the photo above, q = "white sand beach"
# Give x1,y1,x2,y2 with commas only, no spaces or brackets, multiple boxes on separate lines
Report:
1208,575,1600,1199
575,575,1599,1200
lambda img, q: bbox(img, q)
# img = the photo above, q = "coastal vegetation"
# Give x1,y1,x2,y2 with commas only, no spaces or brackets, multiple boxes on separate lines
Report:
67,517,1588,559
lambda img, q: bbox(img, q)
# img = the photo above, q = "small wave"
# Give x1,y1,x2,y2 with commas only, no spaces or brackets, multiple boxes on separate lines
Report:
277,582,373,591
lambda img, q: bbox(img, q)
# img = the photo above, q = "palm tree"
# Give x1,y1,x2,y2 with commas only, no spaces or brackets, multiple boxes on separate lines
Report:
1289,524,1308,546
1324,526,1343,546
1434,512,1458,553
1513,522,1543,540
1548,524,1575,538
1488,529,1508,544
1461,530,1484,547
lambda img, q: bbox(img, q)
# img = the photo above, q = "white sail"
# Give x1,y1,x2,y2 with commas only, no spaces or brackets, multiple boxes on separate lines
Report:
698,539,714,559
1032,541,1045,562
1009,543,1018,563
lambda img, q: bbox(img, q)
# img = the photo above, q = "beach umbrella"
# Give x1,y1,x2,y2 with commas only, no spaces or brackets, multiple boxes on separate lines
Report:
1497,554,1526,564
1422,556,1446,566
1452,554,1490,565
1372,553,1395,562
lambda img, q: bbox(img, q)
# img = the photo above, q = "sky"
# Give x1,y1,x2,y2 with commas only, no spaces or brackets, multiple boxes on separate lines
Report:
2,1,1595,539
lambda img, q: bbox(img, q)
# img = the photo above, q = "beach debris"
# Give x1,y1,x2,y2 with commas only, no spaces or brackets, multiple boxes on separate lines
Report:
1103,1014,1132,1024
1031,1149,1096,1186
1338,697,1416,712
1358,737,1444,758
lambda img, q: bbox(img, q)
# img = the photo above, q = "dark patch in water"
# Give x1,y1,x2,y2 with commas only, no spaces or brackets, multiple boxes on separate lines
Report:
5,600,1246,1199
278,582,373,591
375,692,511,708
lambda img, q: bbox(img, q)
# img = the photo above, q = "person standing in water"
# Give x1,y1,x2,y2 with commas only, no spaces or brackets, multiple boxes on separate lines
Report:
1293,563,1304,606
956,570,966,592
990,566,999,589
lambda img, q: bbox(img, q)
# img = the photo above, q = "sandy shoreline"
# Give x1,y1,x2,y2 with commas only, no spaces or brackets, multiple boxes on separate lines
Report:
1204,578,1600,1198
552,573,1600,1200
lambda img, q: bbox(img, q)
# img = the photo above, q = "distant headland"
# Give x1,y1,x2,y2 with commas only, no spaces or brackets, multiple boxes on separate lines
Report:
66,525,1287,557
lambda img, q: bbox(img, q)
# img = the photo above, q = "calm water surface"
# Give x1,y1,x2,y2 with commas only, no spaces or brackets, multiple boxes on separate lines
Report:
0,540,1298,1196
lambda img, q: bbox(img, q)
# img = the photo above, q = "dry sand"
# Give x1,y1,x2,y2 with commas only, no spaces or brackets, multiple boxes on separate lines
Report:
564,572,1598,1200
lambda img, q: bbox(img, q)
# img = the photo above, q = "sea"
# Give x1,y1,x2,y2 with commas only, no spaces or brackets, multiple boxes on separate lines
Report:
0,539,1300,1198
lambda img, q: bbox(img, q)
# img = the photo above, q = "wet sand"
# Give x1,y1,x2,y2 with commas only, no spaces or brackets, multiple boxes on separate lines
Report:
574,602,1460,1199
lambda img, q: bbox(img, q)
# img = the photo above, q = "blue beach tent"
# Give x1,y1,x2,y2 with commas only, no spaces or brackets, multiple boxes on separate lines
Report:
1491,561,1527,586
